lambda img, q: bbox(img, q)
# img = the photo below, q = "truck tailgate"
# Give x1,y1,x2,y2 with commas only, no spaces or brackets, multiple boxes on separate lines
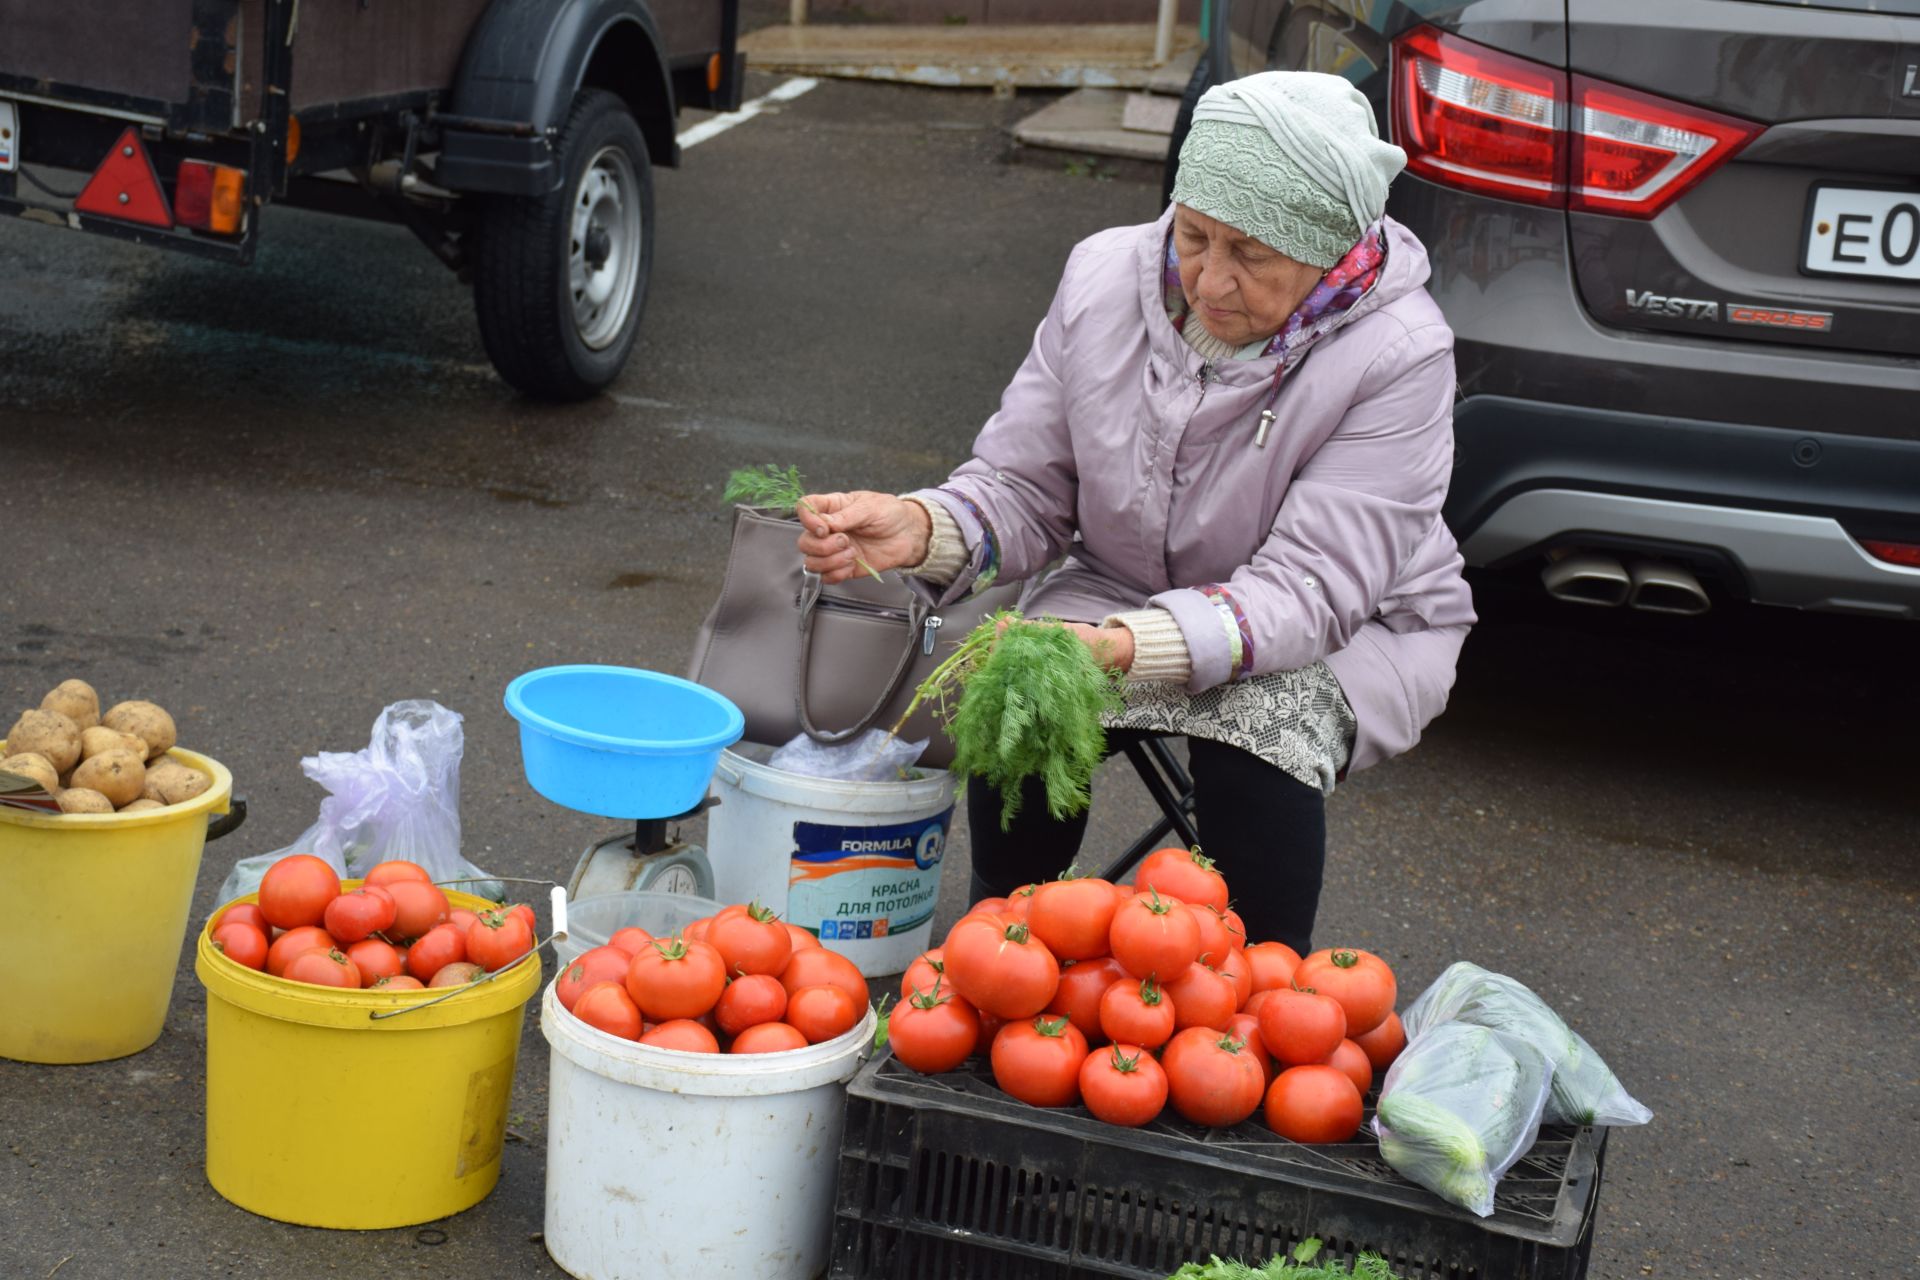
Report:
1,0,244,131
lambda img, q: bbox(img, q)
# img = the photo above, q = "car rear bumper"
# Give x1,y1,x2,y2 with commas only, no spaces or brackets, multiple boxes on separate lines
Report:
1448,396,1920,618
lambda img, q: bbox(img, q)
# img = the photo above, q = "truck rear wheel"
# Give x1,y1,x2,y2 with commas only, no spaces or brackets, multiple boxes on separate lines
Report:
474,89,654,401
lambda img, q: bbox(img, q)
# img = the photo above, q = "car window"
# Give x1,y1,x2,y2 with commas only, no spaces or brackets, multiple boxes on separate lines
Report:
1730,0,1920,14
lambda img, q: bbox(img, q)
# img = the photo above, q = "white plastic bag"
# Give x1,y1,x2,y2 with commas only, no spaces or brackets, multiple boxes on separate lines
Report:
1402,961,1653,1127
767,728,928,783
1373,1022,1553,1218
216,700,497,906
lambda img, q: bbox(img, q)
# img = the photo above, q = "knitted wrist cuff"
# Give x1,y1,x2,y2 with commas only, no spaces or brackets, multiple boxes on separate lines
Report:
902,497,969,585
1105,608,1193,685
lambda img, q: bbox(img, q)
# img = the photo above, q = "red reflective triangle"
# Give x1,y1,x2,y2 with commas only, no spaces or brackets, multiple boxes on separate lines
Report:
74,127,173,228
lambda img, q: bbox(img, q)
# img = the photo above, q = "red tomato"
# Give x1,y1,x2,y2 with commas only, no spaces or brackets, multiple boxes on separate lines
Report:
1243,989,1276,1021
1294,948,1396,1037
607,926,654,957
211,922,268,971
1079,1044,1169,1127
684,916,714,942
429,961,486,988
266,926,336,977
373,974,425,991
258,855,341,930
346,938,404,985
625,936,727,1022
1161,1026,1266,1127
899,947,946,1001
383,880,449,942
888,980,979,1074
447,908,480,935
1098,976,1177,1050
714,973,789,1036
990,1016,1088,1108
709,902,794,977
787,984,862,1043
641,1019,721,1053
731,1022,809,1054
1220,908,1248,951
215,903,271,937
942,905,1008,948
1135,847,1229,914
1244,941,1303,994
1216,947,1253,1010
573,982,642,1040
1165,962,1237,1032
783,922,820,953
1044,956,1125,1045
1257,987,1347,1067
323,887,396,944
1107,890,1201,983
1027,877,1119,962
1264,1065,1364,1143
1186,903,1232,967
467,908,535,972
1327,1038,1373,1097
975,1008,1006,1046
406,923,468,983
363,859,430,887
1002,884,1038,922
557,946,636,1012
777,947,869,1006
285,948,362,989
1227,1012,1274,1083
943,917,1061,1020
506,902,536,936
1353,1010,1407,1072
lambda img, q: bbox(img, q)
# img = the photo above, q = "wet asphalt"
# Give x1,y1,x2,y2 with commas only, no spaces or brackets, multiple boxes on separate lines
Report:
2,69,1917,1280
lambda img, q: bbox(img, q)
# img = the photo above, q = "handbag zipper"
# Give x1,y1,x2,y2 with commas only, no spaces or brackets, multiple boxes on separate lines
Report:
814,595,913,624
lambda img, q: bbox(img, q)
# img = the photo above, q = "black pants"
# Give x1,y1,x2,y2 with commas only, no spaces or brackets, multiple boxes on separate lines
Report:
966,730,1327,956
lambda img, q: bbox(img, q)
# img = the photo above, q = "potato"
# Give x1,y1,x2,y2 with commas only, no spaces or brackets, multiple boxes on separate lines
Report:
1,751,60,794
81,725,147,762
6,709,82,774
142,760,212,806
56,788,114,814
41,679,101,731
71,748,146,809
102,701,176,762
118,798,165,813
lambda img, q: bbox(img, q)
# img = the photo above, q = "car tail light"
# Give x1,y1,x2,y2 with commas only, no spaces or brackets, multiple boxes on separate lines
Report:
1392,26,1760,219
175,160,246,235
1862,539,1920,569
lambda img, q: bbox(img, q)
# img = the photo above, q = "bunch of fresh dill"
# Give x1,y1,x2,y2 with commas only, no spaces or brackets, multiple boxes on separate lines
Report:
723,464,883,583
1167,1238,1403,1280
893,611,1122,828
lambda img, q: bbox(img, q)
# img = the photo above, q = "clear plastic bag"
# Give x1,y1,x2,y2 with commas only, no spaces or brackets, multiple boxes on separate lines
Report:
767,728,928,783
1401,961,1653,1127
1373,1021,1553,1218
216,700,498,906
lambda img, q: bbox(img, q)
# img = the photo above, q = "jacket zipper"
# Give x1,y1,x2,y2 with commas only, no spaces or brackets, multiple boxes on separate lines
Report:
814,596,912,624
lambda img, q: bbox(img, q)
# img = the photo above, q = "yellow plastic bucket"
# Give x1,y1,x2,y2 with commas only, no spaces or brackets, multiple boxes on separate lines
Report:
0,745,239,1064
194,885,543,1229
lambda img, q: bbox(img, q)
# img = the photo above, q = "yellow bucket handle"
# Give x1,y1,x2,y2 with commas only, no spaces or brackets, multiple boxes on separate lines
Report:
369,881,567,1022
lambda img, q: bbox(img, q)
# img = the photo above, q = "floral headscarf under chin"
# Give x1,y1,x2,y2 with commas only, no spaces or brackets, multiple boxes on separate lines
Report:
1164,219,1388,365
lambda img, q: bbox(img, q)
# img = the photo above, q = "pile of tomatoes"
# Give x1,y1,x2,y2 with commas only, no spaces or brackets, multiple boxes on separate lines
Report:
887,847,1410,1139
554,902,872,1055
208,853,536,990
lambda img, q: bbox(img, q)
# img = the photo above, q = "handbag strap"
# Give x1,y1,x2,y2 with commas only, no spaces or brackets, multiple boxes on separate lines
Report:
793,570,930,744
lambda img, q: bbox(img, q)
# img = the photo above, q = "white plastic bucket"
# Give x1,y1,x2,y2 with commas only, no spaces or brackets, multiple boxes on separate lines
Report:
540,982,875,1280
552,891,721,968
707,743,956,976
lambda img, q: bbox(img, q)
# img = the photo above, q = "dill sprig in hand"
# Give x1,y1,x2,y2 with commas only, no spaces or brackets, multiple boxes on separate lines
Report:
891,611,1123,829
723,464,885,584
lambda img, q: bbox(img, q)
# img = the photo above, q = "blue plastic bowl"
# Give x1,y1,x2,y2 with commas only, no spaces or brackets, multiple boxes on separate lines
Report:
504,666,744,819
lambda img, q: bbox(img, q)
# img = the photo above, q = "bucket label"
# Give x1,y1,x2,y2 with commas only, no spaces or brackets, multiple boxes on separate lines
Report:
789,807,953,942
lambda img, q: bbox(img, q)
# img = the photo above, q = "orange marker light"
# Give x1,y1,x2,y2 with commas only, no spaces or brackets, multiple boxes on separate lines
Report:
286,114,302,164
707,53,723,93
175,160,248,236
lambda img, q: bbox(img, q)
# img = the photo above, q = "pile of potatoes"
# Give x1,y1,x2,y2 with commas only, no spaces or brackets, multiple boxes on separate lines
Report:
3,680,212,815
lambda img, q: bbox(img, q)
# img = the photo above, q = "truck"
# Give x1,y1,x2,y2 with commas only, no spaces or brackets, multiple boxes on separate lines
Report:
0,1,743,400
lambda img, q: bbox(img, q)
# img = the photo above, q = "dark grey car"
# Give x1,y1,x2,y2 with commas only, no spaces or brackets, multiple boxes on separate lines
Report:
1171,0,1920,619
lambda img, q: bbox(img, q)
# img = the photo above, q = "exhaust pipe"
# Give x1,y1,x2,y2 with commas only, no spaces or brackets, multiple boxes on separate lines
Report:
1541,551,1630,607
1627,559,1710,615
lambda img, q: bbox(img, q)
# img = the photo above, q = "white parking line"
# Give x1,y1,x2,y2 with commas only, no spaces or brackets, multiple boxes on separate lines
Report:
677,77,820,150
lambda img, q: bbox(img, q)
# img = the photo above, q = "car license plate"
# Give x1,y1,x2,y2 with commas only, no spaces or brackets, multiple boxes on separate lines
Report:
0,101,17,173
1803,185,1920,283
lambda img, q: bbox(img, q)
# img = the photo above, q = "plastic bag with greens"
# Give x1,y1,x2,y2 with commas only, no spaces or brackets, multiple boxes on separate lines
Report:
1372,1022,1551,1217
1401,961,1653,1127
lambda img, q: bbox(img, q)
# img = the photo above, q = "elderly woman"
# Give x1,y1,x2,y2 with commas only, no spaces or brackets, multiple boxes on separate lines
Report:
796,72,1474,955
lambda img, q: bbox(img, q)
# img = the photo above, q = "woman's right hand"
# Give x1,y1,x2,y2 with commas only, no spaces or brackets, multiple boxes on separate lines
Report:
796,491,933,584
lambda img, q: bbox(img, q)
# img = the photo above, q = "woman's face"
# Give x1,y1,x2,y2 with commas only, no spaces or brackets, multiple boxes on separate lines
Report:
1174,205,1327,349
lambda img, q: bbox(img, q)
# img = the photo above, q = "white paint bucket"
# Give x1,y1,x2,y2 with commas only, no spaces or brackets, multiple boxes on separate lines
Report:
540,981,875,1280
707,743,956,976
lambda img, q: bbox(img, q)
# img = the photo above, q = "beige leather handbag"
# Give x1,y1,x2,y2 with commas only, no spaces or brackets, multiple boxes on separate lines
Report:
688,506,1019,767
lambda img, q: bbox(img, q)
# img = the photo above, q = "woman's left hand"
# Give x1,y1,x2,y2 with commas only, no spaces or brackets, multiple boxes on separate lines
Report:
1063,622,1134,674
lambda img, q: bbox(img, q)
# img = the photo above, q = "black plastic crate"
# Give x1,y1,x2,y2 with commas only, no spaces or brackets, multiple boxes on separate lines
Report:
831,1052,1606,1280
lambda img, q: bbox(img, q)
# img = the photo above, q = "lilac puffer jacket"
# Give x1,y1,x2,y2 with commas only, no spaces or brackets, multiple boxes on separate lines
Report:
911,207,1475,774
